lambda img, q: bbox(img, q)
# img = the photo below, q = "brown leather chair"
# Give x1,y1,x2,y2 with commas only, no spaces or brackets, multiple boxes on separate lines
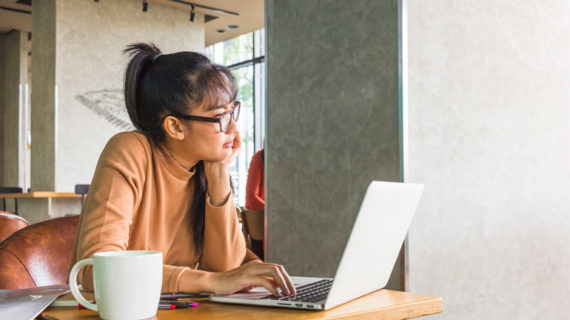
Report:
0,211,29,242
238,208,265,260
0,215,79,289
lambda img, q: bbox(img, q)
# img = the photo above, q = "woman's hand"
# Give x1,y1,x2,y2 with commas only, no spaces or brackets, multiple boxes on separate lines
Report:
210,261,297,297
222,130,241,167
204,131,241,205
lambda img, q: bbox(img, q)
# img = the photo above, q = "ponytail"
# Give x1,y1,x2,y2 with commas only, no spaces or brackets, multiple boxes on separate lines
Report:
123,43,163,139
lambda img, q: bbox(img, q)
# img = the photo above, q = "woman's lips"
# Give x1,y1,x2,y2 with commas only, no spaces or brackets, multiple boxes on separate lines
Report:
223,141,234,148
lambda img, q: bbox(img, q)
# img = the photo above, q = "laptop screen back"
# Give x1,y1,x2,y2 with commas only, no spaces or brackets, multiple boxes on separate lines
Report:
324,181,423,310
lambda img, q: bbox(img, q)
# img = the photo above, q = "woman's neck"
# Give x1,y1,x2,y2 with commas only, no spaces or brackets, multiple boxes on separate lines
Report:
162,138,199,171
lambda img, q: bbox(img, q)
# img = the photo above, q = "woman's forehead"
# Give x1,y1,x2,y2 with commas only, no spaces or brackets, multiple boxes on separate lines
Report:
196,90,233,111
194,100,230,114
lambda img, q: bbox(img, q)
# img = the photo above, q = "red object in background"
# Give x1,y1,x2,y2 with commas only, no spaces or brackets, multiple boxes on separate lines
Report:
245,149,265,210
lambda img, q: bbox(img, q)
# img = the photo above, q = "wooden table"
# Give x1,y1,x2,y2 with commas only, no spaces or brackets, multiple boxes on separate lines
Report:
42,289,442,319
0,192,81,199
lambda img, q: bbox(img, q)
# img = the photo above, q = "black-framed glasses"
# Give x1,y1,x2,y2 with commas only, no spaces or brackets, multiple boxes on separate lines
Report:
167,101,241,132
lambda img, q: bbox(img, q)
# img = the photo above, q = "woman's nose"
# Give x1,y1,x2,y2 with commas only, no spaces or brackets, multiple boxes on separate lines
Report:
226,117,238,133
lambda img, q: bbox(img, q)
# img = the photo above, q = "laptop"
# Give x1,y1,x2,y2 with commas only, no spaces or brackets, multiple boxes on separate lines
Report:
211,181,424,310
0,285,70,320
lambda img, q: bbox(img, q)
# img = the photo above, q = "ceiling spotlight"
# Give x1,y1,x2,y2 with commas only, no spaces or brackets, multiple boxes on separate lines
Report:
217,29,225,33
189,4,195,22
142,0,148,12
227,25,239,29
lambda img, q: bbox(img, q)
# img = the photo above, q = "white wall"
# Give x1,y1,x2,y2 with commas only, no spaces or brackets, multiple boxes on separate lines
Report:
54,0,204,191
407,1,570,318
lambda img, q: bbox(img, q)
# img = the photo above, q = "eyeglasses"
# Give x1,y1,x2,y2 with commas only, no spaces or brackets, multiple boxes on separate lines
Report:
167,101,241,133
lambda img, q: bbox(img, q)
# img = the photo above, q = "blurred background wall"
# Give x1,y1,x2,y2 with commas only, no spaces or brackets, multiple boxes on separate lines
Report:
407,0,570,318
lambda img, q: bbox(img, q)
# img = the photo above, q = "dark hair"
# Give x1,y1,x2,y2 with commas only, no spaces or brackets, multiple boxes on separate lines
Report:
123,43,237,256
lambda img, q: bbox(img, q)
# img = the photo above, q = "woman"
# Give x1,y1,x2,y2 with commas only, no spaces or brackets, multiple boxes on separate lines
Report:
71,43,295,297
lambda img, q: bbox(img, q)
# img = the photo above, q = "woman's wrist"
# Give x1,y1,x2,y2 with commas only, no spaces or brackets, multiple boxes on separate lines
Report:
178,269,216,293
204,162,231,206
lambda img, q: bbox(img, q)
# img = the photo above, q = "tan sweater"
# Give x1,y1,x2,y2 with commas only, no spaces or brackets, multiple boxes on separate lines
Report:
71,131,246,293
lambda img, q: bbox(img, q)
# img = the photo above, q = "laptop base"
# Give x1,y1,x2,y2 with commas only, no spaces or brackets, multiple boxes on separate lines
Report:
210,276,329,310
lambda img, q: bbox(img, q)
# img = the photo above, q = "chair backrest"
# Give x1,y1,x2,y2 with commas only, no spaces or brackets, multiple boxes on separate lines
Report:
0,215,79,289
0,211,29,242
0,186,23,215
239,208,264,260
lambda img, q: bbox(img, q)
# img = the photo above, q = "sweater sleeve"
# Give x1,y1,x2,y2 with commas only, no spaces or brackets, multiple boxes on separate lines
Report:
245,150,265,210
72,133,146,291
199,191,246,272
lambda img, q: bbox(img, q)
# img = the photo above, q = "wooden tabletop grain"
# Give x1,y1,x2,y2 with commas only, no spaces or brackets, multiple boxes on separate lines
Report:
42,289,443,320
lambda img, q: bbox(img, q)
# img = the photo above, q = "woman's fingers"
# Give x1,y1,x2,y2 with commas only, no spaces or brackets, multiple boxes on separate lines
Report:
252,265,291,296
277,265,296,295
253,277,281,297
267,263,296,295
233,131,241,148
215,261,297,297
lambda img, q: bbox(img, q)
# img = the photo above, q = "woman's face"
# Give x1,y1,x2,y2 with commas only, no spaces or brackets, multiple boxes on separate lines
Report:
180,101,238,162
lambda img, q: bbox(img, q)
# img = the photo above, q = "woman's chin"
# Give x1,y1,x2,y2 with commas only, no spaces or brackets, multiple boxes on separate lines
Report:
204,151,231,162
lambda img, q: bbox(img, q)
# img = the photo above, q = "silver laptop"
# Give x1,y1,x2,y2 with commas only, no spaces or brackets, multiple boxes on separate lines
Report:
211,181,424,310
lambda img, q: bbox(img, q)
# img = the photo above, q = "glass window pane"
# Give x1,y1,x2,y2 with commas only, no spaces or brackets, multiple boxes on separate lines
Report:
254,29,265,58
223,33,253,66
228,65,254,206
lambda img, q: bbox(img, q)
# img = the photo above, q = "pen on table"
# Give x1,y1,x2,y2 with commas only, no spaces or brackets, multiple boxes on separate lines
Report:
158,300,199,309
160,292,210,299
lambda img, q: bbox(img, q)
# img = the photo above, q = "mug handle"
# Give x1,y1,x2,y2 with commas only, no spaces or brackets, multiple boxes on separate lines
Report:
68,258,98,312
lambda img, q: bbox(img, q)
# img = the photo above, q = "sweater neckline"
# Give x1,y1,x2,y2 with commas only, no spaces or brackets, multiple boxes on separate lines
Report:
153,140,196,181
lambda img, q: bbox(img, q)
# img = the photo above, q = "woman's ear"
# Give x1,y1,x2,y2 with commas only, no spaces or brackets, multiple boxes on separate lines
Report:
162,116,186,141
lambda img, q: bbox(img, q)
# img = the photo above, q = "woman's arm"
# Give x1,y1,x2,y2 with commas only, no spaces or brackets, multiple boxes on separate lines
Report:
72,133,145,291
199,191,246,271
194,132,295,296
200,132,246,271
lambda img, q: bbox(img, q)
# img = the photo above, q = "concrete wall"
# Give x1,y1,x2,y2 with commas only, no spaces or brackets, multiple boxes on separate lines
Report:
266,0,403,289
31,0,57,191
407,0,570,318
0,30,27,187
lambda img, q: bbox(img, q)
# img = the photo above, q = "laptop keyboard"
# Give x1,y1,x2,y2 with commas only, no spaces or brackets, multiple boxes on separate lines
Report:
263,279,333,303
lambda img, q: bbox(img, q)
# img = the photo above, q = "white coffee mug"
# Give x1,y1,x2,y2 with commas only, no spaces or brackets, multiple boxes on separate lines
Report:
69,250,163,320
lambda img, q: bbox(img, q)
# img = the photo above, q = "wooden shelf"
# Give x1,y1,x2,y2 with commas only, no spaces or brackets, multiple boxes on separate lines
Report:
0,192,82,199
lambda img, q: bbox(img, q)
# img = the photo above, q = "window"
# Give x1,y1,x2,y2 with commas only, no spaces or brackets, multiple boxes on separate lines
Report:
205,29,265,207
